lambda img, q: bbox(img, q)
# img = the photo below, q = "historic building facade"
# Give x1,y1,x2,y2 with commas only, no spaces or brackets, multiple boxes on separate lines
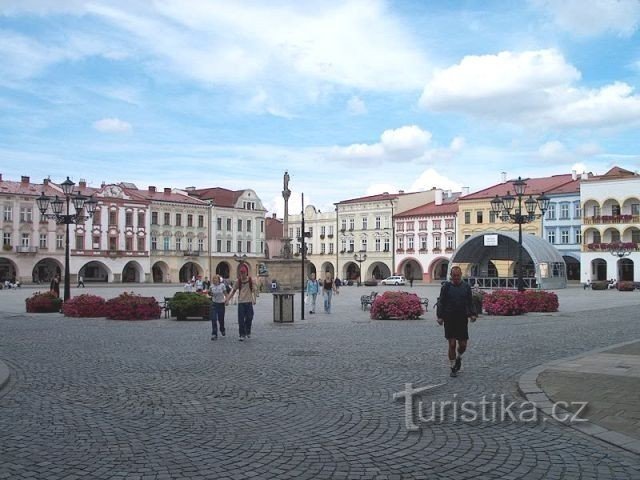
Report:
580,167,640,283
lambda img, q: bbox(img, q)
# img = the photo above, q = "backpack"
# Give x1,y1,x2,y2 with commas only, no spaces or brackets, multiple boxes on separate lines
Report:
435,281,451,319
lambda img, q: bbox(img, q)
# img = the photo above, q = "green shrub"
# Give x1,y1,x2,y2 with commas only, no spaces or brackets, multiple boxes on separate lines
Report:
590,281,609,290
168,292,211,320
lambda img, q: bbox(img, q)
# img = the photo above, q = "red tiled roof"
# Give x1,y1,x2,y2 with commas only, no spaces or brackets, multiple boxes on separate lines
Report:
189,187,244,208
128,188,208,206
545,178,580,195
0,178,98,198
596,166,638,179
336,192,403,205
265,217,283,240
395,195,460,218
461,174,575,200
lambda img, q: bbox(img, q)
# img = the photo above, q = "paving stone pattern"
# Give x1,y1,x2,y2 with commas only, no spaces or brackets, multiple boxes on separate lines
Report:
1,286,640,479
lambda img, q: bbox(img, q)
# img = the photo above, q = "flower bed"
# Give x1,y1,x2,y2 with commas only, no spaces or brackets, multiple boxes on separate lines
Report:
590,281,609,290
616,281,635,292
483,290,558,316
25,291,62,313
370,291,424,320
104,292,161,320
62,294,107,317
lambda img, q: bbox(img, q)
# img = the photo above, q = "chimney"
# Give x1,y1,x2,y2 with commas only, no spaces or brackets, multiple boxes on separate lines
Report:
398,190,405,194
79,179,87,189
0,174,3,181
185,186,195,192
164,188,171,194
571,170,577,181
446,189,452,198
581,172,589,180
462,186,470,196
21,176,30,184
435,189,443,206
272,213,277,219
383,191,389,195
501,172,507,183
43,178,49,186
148,186,156,193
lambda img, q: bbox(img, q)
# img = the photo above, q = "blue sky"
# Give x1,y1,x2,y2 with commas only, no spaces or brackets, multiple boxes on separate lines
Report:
1,0,639,215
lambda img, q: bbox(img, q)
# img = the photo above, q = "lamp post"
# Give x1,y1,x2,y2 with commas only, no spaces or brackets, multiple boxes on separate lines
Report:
490,177,549,292
36,177,98,302
608,242,633,259
354,252,367,287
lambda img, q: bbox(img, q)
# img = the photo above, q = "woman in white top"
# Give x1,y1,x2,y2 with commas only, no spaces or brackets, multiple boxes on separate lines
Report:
208,275,228,340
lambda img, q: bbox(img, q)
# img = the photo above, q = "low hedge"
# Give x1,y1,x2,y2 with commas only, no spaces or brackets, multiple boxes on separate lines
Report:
370,291,424,320
25,291,62,313
168,292,211,320
590,281,609,290
483,290,558,316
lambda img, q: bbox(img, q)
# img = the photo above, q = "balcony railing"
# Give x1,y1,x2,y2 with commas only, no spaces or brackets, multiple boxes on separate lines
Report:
15,246,38,253
583,215,639,225
71,249,149,257
184,250,200,256
585,242,639,252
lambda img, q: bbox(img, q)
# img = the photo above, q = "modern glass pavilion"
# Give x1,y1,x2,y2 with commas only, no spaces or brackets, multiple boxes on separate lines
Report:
449,232,567,289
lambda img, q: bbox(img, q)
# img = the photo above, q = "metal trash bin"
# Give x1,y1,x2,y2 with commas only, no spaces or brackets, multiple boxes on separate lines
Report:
272,292,294,323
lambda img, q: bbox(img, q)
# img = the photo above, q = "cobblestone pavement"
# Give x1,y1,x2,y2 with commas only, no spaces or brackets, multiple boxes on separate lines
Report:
1,286,640,479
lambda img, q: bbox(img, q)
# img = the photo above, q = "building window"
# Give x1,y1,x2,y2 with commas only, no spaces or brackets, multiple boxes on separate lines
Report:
163,213,171,226
397,237,404,249
561,230,569,244
216,239,222,252
176,237,182,251
108,237,116,250
296,227,301,239
92,235,100,249
574,202,582,219
407,236,413,250
384,237,390,252
445,219,454,230
187,237,193,251
175,213,182,226
464,212,470,224
593,231,601,243
321,226,326,236
348,239,354,252
309,227,313,237
237,240,242,253
247,220,252,232
163,236,170,250
217,218,222,230
187,214,193,227
546,204,556,220
125,237,133,251
20,207,33,223
433,220,441,230
138,212,145,227
151,236,157,250
476,211,483,224
375,238,380,252
446,235,454,249
321,243,326,254
21,233,30,246
592,205,600,217
75,235,83,249
464,234,471,240
226,218,232,231
375,216,381,229
226,240,231,252
419,221,428,230
328,225,334,235
341,238,347,252
137,237,145,251
632,230,640,243
3,205,12,221
124,211,132,227
420,236,427,250
434,236,441,249
362,217,368,230
151,212,158,225
198,215,204,228
406,222,414,232
362,237,368,251
611,230,621,242
328,243,334,254
238,219,243,232
260,220,264,233
341,219,347,230
260,241,264,253
349,218,355,230
56,234,64,249
198,239,204,251
560,204,569,220
489,211,497,223
396,222,404,232
547,230,555,244
39,234,47,249
631,203,640,216
575,230,582,244
612,204,621,216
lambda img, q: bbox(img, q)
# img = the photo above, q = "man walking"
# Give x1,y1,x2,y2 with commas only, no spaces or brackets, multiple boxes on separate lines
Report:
77,275,85,288
436,266,477,377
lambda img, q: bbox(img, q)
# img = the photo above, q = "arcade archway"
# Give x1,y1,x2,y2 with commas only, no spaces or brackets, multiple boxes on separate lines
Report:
152,261,169,283
400,259,422,282
0,258,18,282
32,258,62,283
180,262,203,282
215,261,230,279
368,262,391,280
122,261,143,283
79,261,111,283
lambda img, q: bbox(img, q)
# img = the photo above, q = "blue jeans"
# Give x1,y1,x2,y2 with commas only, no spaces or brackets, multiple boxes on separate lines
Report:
323,290,333,313
308,293,317,312
210,302,225,335
238,302,254,337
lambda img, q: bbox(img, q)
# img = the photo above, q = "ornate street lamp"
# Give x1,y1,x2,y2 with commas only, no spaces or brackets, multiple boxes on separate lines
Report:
37,177,98,301
608,242,632,259
354,252,367,287
490,177,549,292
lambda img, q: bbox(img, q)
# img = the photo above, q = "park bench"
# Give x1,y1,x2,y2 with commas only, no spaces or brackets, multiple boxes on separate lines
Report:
360,291,378,310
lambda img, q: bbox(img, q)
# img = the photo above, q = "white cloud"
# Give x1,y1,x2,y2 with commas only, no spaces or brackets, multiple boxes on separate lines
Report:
93,117,132,133
530,0,640,37
420,49,640,130
576,142,603,156
347,96,367,115
450,136,465,151
538,140,567,158
409,168,463,192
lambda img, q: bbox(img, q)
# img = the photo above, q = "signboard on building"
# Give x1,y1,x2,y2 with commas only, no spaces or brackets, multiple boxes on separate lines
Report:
484,234,498,246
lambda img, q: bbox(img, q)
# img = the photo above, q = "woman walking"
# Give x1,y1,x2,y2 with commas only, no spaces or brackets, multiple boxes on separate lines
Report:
227,266,257,341
322,272,338,314
306,272,319,314
208,275,227,340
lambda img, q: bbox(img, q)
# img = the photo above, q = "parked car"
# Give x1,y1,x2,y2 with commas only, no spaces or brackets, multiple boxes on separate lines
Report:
381,275,406,286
